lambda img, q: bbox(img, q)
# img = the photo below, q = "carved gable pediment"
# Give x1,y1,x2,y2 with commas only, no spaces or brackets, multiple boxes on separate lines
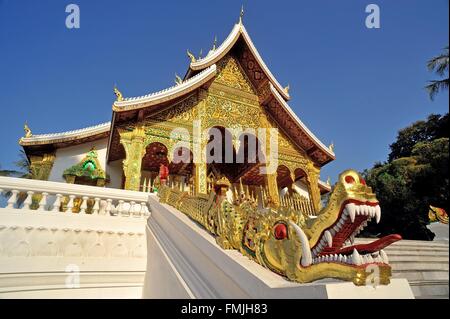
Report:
214,55,257,95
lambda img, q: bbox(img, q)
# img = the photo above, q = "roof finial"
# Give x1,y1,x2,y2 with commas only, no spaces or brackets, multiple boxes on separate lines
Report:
329,142,334,152
175,73,182,85
239,5,244,24
187,49,196,63
24,121,32,138
284,84,290,94
114,84,124,101
212,35,217,50
198,48,203,59
326,177,331,186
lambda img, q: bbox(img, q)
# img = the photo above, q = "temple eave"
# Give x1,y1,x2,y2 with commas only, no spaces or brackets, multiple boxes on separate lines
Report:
112,65,217,112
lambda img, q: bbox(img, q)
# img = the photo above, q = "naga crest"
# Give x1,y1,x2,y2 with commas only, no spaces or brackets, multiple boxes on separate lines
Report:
158,169,401,286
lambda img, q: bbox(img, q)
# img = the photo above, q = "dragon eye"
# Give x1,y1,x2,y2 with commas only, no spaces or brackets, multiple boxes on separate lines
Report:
274,223,288,240
345,175,355,184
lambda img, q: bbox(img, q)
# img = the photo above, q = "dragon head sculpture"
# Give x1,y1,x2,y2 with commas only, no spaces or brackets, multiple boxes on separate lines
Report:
243,170,401,285
160,169,402,286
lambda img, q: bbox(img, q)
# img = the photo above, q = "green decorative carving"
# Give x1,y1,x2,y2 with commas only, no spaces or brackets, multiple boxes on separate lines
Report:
63,148,108,185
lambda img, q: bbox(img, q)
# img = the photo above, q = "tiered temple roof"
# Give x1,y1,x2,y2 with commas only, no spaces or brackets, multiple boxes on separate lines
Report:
19,18,335,169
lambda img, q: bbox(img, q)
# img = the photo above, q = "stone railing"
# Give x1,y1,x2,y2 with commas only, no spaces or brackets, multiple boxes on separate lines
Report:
0,176,150,217
0,177,150,298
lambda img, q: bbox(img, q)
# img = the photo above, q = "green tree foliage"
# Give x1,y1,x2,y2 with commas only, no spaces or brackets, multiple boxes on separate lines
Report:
388,114,448,161
362,115,449,240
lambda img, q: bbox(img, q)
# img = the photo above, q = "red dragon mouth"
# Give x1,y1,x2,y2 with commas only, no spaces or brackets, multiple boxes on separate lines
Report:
309,200,401,266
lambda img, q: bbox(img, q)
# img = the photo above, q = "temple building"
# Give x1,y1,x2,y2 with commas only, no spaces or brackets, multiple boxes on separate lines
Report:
19,17,334,214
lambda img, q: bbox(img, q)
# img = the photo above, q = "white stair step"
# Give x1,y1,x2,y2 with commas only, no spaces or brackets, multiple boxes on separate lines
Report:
392,269,449,281
388,255,449,263
409,280,449,298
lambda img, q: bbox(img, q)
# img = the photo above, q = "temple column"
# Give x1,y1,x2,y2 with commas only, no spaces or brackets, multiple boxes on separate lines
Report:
193,89,208,195
288,171,297,194
119,126,147,191
307,163,322,212
265,172,280,208
30,153,55,180
194,162,207,195
259,111,280,208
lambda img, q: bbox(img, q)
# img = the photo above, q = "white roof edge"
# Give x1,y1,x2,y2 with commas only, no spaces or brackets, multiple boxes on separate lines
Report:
191,24,241,68
269,83,335,159
20,122,111,145
113,65,217,109
190,23,290,100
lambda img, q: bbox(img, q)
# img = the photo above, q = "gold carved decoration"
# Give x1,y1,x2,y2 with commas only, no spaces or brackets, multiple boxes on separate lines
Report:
29,153,55,180
214,55,256,94
152,94,197,123
119,126,147,191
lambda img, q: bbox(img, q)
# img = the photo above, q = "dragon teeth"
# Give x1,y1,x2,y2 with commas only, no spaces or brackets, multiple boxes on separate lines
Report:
343,203,382,224
380,250,388,263
375,205,381,223
346,203,356,222
312,250,389,265
352,249,362,265
324,230,333,248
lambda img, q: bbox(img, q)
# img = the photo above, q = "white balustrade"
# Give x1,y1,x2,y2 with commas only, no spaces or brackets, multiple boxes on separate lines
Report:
0,176,151,218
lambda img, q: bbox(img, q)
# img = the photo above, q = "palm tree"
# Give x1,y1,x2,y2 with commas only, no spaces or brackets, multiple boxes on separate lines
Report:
426,46,449,100
0,166,20,177
0,150,31,202
0,150,31,178
14,149,32,178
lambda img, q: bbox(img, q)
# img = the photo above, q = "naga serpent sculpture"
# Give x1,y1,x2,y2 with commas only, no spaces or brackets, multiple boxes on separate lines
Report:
158,169,402,285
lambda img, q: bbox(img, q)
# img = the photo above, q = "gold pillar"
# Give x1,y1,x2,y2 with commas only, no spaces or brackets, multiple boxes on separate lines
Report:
265,172,280,208
119,126,147,191
307,163,322,212
194,162,207,194
259,111,280,208
29,153,55,180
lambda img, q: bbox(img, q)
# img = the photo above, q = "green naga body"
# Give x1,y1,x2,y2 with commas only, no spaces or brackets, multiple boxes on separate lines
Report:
158,169,401,285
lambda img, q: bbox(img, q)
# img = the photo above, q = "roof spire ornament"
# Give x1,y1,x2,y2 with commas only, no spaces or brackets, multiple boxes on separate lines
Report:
239,5,244,24
175,73,182,85
198,48,203,59
212,35,217,50
24,121,32,138
284,84,290,94
114,85,124,102
187,49,196,63
329,142,334,153
326,177,331,186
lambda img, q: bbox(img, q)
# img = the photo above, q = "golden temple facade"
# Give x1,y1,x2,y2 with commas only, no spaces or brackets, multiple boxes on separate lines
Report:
19,17,335,213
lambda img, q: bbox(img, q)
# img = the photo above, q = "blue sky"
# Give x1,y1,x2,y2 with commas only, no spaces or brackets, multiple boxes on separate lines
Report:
0,0,448,183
